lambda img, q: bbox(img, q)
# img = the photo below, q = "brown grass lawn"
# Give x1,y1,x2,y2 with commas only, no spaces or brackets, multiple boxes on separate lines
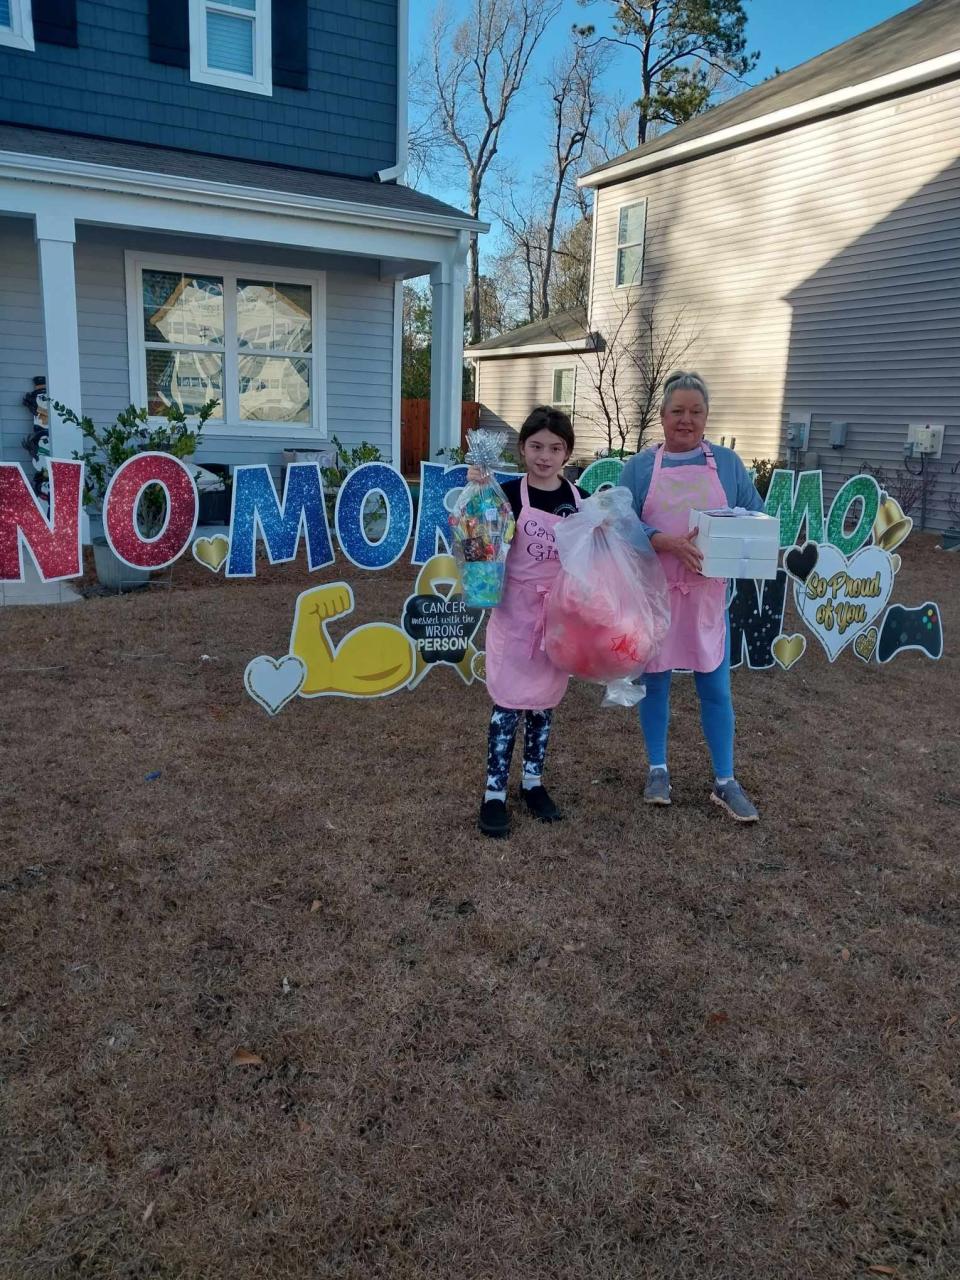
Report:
2,535,960,1279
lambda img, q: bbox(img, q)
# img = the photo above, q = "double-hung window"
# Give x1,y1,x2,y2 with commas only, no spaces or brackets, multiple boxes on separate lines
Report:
0,0,34,51
552,367,575,414
129,255,325,436
616,200,647,288
189,0,272,96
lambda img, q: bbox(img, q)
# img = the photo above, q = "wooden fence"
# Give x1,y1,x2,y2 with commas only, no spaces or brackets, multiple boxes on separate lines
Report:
400,400,480,476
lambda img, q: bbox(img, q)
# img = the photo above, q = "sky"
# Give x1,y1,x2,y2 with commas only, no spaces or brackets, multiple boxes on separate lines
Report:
408,0,919,244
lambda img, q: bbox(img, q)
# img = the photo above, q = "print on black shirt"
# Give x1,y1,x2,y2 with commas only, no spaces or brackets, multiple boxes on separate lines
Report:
501,477,589,521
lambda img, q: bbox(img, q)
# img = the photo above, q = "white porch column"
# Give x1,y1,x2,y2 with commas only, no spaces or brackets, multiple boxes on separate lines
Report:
429,233,468,458
35,213,84,460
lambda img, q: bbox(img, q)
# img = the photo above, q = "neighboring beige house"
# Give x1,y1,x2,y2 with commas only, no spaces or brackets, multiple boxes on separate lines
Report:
468,0,960,532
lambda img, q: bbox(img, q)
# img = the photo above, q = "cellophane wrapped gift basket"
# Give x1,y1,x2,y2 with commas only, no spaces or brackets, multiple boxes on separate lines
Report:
448,430,516,607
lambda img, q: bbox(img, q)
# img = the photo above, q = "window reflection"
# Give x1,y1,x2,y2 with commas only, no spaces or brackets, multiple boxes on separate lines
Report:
146,350,224,418
239,356,310,423
237,280,312,353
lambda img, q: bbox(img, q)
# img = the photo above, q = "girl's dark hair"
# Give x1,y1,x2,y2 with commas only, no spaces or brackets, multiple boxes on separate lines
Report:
518,405,575,454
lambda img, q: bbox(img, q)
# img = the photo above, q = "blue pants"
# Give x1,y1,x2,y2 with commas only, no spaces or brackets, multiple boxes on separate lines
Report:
638,618,735,779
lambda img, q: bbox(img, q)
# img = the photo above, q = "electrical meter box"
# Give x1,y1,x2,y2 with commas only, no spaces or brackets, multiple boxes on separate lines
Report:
785,414,811,452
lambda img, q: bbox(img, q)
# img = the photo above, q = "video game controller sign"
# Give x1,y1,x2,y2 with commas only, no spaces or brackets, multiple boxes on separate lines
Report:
877,602,943,664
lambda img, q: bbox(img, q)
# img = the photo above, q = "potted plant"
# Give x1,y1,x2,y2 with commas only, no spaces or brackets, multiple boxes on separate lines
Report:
321,435,388,538
55,398,218,590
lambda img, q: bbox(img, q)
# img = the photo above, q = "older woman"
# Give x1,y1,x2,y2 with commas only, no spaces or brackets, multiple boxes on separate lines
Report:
620,371,764,822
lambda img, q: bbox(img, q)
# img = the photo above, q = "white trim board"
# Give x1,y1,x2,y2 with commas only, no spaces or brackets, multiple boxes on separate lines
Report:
0,0,34,51
0,149,485,238
468,338,596,359
390,279,403,467
580,49,960,188
125,250,328,440
0,177,466,274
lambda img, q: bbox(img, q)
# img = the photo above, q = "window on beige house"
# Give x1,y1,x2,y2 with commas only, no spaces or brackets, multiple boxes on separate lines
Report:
616,200,646,287
552,367,575,413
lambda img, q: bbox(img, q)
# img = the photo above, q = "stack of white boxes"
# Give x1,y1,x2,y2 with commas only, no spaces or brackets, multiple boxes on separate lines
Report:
688,508,781,580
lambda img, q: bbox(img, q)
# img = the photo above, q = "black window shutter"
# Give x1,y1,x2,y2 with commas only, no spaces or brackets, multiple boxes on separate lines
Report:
148,0,190,69
33,0,78,47
273,0,309,91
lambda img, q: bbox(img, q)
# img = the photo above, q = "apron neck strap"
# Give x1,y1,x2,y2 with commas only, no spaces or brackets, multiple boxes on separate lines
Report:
520,474,530,507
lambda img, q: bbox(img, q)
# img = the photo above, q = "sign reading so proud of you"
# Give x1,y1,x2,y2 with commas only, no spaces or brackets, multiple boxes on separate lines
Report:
0,453,944,714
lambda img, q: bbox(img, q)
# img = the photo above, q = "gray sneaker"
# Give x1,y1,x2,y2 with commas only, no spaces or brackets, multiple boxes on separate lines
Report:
644,768,672,805
711,780,759,823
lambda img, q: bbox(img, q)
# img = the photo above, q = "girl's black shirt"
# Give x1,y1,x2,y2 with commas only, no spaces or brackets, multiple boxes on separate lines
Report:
501,477,589,521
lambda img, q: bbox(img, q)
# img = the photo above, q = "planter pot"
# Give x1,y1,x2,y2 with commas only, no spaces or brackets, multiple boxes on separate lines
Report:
92,537,150,591
198,489,231,525
942,528,960,551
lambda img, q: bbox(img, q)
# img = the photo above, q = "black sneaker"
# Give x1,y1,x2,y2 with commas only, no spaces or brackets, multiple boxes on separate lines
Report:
478,798,510,838
521,785,562,822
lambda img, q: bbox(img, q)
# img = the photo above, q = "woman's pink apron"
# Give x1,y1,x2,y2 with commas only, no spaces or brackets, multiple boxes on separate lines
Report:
642,443,728,674
485,476,582,710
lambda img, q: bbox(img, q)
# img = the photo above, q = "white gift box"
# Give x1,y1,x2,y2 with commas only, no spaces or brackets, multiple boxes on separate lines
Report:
688,507,781,580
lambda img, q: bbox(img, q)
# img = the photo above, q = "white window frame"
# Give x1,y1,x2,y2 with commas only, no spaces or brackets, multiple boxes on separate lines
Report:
615,198,647,289
0,0,35,51
552,366,576,413
189,0,272,97
125,251,327,441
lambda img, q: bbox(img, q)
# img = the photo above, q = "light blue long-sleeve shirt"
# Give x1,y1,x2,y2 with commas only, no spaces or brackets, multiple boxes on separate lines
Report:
620,443,764,539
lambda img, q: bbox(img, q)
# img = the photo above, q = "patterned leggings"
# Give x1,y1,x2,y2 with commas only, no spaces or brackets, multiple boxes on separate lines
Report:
485,706,554,794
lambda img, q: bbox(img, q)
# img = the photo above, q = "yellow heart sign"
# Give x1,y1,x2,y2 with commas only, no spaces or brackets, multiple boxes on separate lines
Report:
772,633,806,670
854,626,878,663
193,535,230,573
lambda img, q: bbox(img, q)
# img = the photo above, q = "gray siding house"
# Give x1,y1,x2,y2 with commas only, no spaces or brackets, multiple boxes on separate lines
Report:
469,0,960,532
0,0,477,478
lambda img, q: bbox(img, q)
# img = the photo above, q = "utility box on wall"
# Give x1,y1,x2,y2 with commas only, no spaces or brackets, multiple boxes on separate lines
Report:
906,423,945,458
785,412,811,452
829,421,848,449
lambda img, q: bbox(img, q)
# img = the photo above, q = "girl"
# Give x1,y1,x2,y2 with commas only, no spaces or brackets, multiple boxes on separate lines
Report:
471,406,588,838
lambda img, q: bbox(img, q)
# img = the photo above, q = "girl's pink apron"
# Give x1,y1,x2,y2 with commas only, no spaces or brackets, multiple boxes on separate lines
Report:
485,476,583,710
642,443,728,674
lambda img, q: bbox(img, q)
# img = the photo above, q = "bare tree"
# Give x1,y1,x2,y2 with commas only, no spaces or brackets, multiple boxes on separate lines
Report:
628,302,698,444
428,0,562,345
547,216,593,313
494,184,548,322
539,41,604,318
553,294,698,454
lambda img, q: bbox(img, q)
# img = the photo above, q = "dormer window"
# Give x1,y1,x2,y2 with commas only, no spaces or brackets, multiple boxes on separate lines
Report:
189,0,272,96
0,0,35,51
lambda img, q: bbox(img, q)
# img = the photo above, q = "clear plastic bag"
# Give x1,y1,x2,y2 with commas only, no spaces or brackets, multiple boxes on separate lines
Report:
448,430,515,607
544,486,670,706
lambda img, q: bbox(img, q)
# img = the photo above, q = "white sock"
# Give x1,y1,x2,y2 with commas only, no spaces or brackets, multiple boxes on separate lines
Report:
649,764,668,773
715,776,733,786
484,788,506,802
522,774,541,791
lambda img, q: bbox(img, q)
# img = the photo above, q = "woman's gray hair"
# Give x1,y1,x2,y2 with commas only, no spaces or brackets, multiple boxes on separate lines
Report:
661,370,709,411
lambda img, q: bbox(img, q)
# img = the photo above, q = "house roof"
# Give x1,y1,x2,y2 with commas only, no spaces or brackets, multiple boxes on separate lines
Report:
582,0,960,187
0,124,477,225
467,307,591,356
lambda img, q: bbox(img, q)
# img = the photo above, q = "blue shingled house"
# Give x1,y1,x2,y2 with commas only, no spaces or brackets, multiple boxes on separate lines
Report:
0,0,477,481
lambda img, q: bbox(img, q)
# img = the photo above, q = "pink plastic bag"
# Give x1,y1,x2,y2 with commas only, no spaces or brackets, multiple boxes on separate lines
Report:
543,487,670,706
